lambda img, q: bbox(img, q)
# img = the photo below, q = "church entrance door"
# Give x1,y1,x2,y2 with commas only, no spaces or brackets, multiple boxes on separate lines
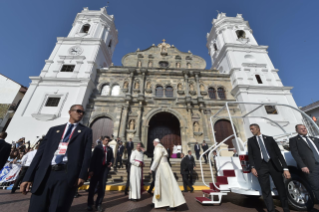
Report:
147,112,181,156
90,117,114,146
214,119,234,148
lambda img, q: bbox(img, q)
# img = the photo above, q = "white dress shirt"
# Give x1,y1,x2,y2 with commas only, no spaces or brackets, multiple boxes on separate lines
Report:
300,134,319,155
22,150,38,167
51,122,79,165
256,134,270,160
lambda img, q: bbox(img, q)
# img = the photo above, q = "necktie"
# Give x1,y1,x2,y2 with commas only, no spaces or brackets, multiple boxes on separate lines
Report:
55,124,74,164
103,146,106,165
257,136,270,162
303,136,319,163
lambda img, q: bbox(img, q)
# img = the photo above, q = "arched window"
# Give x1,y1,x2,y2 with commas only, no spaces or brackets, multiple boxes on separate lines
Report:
255,75,263,84
101,84,110,96
108,40,112,48
81,24,90,33
175,55,181,60
236,30,246,39
155,86,163,97
165,86,173,97
186,56,192,60
217,87,226,99
213,43,218,51
111,85,120,96
208,87,216,99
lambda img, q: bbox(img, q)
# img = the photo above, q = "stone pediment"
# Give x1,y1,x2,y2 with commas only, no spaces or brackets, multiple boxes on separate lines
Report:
121,40,206,69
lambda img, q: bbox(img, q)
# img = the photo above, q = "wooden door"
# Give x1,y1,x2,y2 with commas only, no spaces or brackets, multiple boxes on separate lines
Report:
90,117,114,146
147,112,181,156
214,120,234,148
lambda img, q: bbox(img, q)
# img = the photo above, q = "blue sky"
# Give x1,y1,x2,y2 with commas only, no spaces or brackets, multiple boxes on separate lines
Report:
0,0,318,107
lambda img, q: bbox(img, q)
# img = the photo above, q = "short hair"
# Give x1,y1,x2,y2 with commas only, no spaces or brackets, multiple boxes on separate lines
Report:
250,123,260,129
103,136,110,140
69,104,83,111
295,124,305,131
188,150,191,153
0,132,7,139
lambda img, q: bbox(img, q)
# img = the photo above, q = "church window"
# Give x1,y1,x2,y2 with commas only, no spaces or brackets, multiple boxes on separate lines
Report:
111,85,120,96
61,65,75,72
81,24,90,33
213,43,218,51
255,75,263,84
265,105,278,114
217,87,226,100
175,55,181,60
155,86,163,97
165,86,173,97
108,40,112,48
138,54,144,58
45,97,60,107
236,30,246,39
159,61,169,68
101,84,110,96
186,56,192,60
208,87,216,99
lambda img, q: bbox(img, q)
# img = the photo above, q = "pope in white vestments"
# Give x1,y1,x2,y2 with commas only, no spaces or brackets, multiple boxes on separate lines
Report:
151,139,186,210
129,144,144,200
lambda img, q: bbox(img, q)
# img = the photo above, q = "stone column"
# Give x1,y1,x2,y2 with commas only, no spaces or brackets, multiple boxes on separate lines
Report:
133,101,143,142
119,103,129,139
201,110,210,142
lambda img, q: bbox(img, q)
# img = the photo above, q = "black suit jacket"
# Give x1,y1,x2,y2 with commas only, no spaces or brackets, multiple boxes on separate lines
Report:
23,123,92,193
248,135,288,171
117,145,124,157
181,155,195,174
290,135,319,172
202,144,209,154
89,144,113,174
0,139,11,170
194,144,200,154
125,142,134,155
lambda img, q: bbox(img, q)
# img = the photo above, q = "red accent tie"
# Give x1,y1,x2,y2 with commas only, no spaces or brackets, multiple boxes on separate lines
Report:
103,146,106,165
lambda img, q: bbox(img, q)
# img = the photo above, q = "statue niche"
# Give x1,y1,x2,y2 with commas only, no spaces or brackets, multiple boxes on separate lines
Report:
145,81,152,93
200,84,207,95
193,121,203,136
177,83,184,95
122,81,129,92
129,119,135,130
133,81,140,93
189,83,196,95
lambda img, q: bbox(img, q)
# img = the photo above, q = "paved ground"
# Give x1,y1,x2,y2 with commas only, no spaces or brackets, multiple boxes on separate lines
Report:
1,190,318,212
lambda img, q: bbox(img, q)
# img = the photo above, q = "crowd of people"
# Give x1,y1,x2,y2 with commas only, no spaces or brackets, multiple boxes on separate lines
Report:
0,104,319,212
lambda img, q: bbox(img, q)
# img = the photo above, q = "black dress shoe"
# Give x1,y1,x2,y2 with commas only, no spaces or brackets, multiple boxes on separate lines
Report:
96,205,103,212
87,205,93,211
11,189,16,194
124,191,128,195
132,199,138,202
147,190,153,195
74,192,82,198
182,190,188,192
191,188,194,193
166,207,177,211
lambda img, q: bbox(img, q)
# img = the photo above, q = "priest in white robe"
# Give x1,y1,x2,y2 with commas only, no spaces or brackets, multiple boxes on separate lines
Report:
151,138,186,211
129,143,145,201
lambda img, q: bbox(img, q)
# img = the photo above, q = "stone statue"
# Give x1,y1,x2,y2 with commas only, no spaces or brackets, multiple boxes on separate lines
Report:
187,63,192,69
178,83,183,90
129,119,135,130
137,61,142,67
200,84,205,91
148,61,153,67
194,122,200,132
135,81,139,89
189,84,194,91
146,81,151,90
123,81,128,89
176,62,181,68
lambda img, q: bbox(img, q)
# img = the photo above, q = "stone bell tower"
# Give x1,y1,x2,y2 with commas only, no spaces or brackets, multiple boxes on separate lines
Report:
6,7,118,143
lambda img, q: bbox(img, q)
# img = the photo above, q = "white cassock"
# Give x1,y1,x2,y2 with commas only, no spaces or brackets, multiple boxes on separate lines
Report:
151,143,186,208
129,149,144,199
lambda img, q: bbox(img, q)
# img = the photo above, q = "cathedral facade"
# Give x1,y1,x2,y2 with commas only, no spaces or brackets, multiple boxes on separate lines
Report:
6,8,302,154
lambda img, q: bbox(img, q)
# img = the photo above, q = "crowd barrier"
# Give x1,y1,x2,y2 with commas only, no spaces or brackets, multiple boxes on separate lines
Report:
0,163,22,189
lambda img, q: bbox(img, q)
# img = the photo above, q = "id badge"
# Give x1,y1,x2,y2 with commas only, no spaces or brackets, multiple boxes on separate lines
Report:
54,140,69,156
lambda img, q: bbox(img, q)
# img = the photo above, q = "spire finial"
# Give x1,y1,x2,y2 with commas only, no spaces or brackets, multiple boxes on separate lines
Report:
162,39,166,43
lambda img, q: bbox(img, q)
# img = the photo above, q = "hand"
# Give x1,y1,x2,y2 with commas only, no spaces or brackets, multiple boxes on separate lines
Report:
283,170,291,179
77,178,84,187
301,167,310,174
20,182,32,195
89,172,94,177
150,170,152,174
251,168,258,177
141,148,145,152
108,162,113,168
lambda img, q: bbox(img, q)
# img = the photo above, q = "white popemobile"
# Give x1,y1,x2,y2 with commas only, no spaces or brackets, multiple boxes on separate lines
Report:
197,102,319,211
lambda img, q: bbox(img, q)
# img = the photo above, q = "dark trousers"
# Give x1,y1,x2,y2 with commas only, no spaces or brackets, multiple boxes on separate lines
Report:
12,166,29,191
116,155,123,168
124,171,130,193
306,164,319,202
88,165,109,207
203,154,208,164
28,169,77,212
257,160,289,212
182,172,193,191
148,171,156,192
195,151,200,160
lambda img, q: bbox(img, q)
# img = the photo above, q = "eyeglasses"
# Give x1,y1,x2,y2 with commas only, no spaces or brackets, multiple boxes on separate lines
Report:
72,109,85,115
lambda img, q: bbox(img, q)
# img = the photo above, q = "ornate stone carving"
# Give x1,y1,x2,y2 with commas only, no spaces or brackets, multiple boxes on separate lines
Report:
145,81,152,93
129,119,135,130
158,39,171,56
177,83,184,95
193,121,203,136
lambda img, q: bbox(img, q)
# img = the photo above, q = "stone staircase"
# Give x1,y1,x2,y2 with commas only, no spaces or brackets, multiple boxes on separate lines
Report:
106,158,213,186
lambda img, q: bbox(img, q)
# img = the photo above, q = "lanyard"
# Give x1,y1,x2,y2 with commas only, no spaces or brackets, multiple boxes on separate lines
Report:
61,124,76,141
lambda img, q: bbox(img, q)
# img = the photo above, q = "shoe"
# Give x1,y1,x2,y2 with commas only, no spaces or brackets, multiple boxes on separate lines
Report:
132,199,138,202
74,192,82,198
124,191,128,195
147,190,153,195
11,189,16,194
166,207,177,211
191,188,194,193
87,205,93,211
96,205,103,212
182,190,188,192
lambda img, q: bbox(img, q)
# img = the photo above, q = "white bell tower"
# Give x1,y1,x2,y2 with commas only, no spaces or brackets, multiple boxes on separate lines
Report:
6,7,118,143
206,13,302,137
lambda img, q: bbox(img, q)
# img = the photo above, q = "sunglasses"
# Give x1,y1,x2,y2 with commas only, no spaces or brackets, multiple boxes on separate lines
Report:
72,109,85,115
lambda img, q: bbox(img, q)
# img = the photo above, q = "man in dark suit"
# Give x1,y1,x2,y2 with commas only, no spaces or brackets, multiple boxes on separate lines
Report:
87,136,113,211
248,123,291,212
0,132,11,170
117,141,124,168
20,104,92,212
202,140,209,164
181,151,195,192
125,138,134,159
290,124,319,202
194,142,201,160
